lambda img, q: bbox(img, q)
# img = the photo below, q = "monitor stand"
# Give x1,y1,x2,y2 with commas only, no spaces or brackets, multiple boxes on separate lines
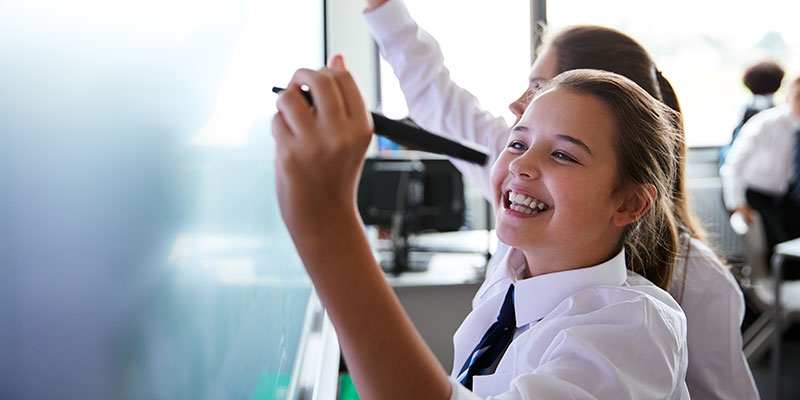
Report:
380,210,431,275
380,240,433,276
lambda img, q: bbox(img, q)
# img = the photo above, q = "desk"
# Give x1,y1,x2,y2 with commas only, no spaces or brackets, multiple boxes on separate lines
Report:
377,230,496,370
386,252,485,370
771,238,800,399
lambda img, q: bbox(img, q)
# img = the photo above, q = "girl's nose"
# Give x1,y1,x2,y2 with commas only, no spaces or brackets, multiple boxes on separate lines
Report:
508,151,540,179
508,89,532,119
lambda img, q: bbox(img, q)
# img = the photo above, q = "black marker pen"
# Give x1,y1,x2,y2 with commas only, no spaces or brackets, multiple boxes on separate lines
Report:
272,86,488,165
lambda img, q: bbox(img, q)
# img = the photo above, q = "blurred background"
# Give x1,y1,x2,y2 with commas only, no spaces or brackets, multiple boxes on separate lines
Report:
2,0,799,399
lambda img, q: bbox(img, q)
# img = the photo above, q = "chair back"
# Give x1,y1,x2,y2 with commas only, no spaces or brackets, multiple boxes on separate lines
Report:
739,211,769,281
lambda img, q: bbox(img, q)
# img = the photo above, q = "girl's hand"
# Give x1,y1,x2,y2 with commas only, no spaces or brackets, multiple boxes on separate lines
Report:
272,55,373,240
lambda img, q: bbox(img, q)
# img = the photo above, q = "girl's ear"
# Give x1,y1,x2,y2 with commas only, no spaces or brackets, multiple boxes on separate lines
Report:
612,183,656,227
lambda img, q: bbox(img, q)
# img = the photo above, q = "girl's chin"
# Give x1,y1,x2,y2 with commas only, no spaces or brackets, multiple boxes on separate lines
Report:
495,227,532,248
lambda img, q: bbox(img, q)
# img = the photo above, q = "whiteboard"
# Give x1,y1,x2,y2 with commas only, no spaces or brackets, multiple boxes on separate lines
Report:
0,1,323,399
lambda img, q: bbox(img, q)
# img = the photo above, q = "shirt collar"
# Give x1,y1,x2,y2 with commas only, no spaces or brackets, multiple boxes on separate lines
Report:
512,249,628,327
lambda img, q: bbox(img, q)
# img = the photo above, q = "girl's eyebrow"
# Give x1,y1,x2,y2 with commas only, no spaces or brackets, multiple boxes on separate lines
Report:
511,127,593,155
529,77,548,86
511,126,593,156
556,134,593,156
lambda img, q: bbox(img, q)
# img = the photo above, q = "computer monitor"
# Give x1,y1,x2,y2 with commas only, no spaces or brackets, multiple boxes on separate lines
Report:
357,156,466,274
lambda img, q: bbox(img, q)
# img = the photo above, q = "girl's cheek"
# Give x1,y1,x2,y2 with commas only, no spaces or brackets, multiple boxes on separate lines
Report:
489,156,513,209
489,158,507,189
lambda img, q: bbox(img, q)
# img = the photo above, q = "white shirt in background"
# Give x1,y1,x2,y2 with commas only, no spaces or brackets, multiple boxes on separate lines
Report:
721,104,800,209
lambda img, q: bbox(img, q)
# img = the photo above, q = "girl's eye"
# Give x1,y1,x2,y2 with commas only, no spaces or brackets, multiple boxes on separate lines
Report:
508,141,527,151
530,79,547,95
552,151,578,163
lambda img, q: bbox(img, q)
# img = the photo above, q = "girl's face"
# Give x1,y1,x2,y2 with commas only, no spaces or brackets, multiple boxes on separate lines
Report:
508,47,559,125
491,87,628,275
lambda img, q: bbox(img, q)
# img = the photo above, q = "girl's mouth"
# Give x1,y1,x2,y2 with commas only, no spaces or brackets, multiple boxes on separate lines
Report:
504,190,551,215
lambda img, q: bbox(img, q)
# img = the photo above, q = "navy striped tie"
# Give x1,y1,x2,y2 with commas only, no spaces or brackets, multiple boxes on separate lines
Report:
457,284,516,390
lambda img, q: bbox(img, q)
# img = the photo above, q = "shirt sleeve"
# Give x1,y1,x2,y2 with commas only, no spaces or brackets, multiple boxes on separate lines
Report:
720,115,764,210
364,0,511,203
679,241,760,399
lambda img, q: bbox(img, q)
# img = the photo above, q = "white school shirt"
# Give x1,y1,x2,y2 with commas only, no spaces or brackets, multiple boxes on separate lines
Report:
720,104,800,209
365,2,758,397
450,248,689,399
669,234,759,399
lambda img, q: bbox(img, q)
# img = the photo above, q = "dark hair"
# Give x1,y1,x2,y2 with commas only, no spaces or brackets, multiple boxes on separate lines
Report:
540,25,707,244
743,61,785,95
545,26,662,105
541,69,681,289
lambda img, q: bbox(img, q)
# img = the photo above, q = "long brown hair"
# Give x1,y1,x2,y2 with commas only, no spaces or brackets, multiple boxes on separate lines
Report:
542,25,707,244
541,69,681,289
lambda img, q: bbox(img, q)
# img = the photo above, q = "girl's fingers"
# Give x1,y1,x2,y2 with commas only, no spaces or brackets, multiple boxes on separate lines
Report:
275,83,316,137
328,54,346,69
288,68,346,121
277,64,370,149
271,110,293,146
326,66,370,126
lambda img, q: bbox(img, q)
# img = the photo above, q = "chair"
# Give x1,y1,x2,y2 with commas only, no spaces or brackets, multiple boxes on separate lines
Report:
737,211,800,362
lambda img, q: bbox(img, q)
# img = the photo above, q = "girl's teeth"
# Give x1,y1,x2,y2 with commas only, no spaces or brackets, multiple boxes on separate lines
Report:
508,190,548,212
510,204,535,214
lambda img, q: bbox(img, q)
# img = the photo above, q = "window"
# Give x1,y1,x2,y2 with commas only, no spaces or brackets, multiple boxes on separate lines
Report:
374,1,530,232
379,0,531,126
548,0,800,147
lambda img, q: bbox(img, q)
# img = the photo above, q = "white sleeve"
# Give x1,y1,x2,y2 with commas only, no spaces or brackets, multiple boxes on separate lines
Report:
720,116,763,210
678,241,760,399
364,0,511,202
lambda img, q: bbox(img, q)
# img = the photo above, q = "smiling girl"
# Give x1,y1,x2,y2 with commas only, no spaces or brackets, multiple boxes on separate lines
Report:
273,60,688,399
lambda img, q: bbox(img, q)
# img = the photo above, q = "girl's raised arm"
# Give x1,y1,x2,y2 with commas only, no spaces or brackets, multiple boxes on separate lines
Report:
272,56,452,400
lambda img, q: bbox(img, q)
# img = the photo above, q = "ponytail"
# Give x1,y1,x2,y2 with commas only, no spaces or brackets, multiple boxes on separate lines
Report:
654,69,709,244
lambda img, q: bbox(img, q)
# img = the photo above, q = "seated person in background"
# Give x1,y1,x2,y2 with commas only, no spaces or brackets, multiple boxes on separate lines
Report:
363,0,758,397
720,60,785,165
721,76,800,278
